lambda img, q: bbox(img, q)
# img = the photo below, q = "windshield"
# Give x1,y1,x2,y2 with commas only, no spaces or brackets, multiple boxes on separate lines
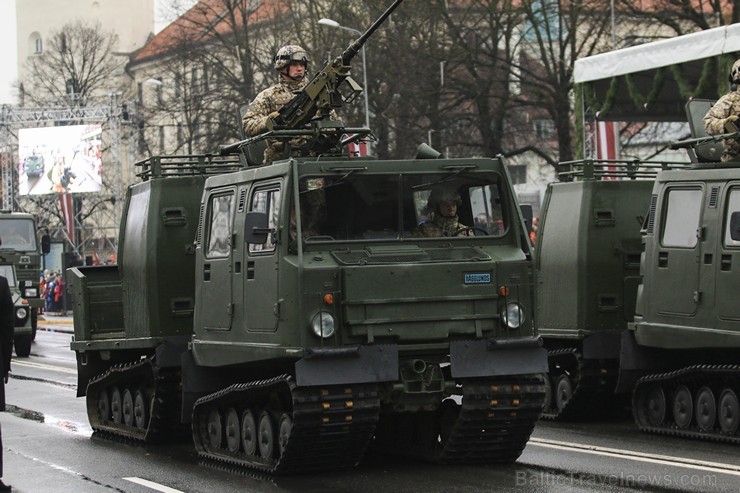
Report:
294,172,508,242
0,265,17,287
0,218,37,251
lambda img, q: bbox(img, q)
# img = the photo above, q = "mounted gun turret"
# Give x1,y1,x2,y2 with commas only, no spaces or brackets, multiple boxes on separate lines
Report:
223,0,403,162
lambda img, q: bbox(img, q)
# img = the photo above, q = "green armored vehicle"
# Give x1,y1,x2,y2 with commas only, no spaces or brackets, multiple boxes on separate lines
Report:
69,0,547,474
0,211,49,340
622,99,740,442
534,161,678,419
0,263,36,357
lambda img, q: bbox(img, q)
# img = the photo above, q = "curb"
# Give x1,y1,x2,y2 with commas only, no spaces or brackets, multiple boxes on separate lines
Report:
37,326,74,335
37,318,73,325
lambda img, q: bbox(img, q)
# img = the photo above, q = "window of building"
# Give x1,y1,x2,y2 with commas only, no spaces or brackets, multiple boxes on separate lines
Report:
35,37,43,54
177,124,183,146
661,188,702,248
175,74,182,98
159,126,165,152
534,119,555,139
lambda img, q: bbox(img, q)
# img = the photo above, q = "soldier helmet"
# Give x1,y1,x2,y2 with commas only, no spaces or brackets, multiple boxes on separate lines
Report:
427,188,462,210
730,59,740,84
274,45,311,70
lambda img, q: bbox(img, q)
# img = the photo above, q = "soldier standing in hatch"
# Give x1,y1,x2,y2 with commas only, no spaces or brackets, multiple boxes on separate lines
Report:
242,45,311,164
704,59,740,162
0,264,14,492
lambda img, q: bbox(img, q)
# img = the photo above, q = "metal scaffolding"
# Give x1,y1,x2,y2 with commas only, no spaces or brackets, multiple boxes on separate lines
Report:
0,94,137,261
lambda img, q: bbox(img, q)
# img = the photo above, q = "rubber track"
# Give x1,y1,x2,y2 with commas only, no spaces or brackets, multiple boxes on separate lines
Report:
86,358,183,442
541,348,621,420
633,364,740,444
381,375,545,464
192,375,380,475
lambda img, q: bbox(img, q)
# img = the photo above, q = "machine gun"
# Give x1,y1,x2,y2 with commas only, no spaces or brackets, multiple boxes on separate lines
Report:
267,0,404,131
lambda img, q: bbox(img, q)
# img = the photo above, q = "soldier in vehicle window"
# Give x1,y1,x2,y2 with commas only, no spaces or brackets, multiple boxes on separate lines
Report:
703,59,740,162
414,188,474,237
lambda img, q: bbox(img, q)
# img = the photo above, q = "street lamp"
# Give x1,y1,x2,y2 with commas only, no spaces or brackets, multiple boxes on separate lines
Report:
318,18,370,131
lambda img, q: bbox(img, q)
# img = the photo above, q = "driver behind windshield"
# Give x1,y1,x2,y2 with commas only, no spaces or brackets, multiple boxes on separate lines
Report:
414,187,474,237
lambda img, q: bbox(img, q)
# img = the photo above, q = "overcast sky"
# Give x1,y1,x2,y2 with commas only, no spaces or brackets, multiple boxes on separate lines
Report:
0,0,197,104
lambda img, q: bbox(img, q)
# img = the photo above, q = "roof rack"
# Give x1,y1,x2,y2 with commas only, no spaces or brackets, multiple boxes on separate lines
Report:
558,159,690,181
135,154,243,181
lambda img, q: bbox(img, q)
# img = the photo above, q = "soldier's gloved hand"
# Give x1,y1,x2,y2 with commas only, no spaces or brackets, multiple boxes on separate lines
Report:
725,114,740,133
264,111,281,131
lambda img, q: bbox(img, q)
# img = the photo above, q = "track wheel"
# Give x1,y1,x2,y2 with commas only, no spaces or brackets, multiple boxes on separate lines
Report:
555,374,573,412
97,389,110,423
278,413,292,457
225,408,240,453
111,387,123,424
694,387,716,432
672,385,693,429
258,409,276,459
718,389,740,435
241,409,257,457
645,385,666,426
122,389,135,427
134,390,149,430
207,408,223,450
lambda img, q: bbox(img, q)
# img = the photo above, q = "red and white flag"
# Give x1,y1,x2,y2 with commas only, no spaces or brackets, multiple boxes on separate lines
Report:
596,121,620,179
58,193,74,241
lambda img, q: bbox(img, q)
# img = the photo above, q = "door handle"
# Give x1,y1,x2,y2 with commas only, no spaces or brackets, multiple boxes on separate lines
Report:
658,251,668,268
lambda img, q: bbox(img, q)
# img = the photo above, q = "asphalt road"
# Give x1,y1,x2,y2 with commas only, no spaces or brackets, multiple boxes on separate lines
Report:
1,327,738,493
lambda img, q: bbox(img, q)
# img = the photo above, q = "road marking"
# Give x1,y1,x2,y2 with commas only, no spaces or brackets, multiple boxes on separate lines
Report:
123,477,186,493
530,437,740,476
13,360,76,374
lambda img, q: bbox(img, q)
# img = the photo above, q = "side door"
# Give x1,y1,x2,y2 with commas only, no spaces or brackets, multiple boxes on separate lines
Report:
200,189,235,330
244,183,282,331
651,186,703,316
717,185,740,321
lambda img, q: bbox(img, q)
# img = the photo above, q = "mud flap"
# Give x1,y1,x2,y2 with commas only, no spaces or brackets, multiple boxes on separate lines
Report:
295,344,399,386
450,337,547,378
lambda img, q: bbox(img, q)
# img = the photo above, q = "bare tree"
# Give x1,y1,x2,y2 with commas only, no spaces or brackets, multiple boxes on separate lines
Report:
20,20,123,106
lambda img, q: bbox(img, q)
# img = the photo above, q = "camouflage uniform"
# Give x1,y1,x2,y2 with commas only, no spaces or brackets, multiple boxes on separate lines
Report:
242,77,309,164
415,216,473,237
704,59,740,162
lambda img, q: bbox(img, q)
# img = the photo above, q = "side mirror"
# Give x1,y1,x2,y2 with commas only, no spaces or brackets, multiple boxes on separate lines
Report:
244,211,270,244
41,234,51,255
730,211,740,241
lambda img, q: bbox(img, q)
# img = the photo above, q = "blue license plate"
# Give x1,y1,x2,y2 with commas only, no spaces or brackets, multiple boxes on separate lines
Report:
464,273,491,284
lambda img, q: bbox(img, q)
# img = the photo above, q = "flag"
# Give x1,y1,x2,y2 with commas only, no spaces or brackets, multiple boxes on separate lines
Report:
59,192,74,241
596,121,619,179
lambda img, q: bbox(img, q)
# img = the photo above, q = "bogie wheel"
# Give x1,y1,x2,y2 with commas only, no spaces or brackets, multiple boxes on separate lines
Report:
278,413,292,457
207,408,223,450
122,389,135,427
225,408,240,453
258,410,277,459
718,389,740,434
694,387,716,432
97,389,110,423
133,390,149,430
241,409,257,457
110,387,123,424
645,386,667,427
672,385,693,429
555,374,573,412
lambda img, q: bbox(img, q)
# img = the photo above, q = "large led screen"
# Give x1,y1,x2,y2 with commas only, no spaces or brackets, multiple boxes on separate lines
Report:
18,124,103,195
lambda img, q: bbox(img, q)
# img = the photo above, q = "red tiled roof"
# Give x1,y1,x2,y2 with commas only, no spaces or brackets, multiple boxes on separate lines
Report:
130,0,287,65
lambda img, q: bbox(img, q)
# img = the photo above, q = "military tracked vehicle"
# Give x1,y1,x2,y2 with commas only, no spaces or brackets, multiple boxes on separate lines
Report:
621,99,740,443
534,160,686,419
69,0,547,475
0,211,50,347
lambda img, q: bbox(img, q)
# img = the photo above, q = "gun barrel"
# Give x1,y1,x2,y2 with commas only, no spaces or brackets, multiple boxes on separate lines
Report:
341,0,404,65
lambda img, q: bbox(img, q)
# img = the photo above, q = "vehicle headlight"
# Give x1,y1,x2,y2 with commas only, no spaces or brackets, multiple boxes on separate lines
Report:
311,311,336,338
23,288,38,298
16,307,28,320
502,302,524,329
